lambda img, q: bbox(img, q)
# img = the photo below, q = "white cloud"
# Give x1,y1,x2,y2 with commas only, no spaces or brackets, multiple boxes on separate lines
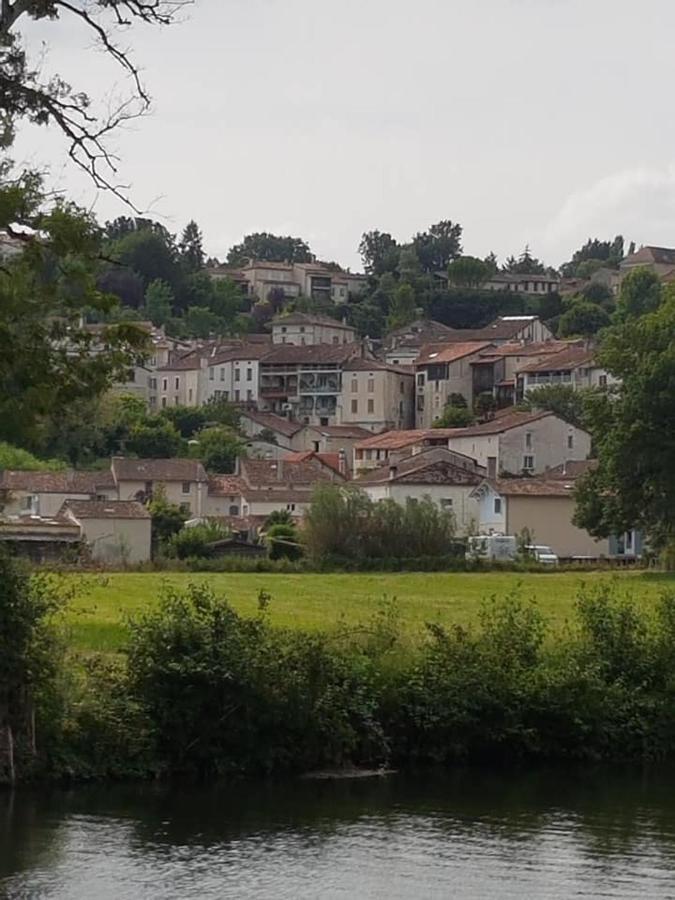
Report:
542,166,675,264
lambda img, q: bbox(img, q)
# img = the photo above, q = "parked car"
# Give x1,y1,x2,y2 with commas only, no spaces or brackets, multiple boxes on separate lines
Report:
525,544,559,566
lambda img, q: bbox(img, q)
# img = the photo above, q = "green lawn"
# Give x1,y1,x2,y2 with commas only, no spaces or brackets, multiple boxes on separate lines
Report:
56,570,675,654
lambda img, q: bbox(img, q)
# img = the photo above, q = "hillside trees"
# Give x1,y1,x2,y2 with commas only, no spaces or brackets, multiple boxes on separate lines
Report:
227,233,313,266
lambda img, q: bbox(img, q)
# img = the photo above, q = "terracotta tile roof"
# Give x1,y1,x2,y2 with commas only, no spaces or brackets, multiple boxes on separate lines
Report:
209,343,270,365
443,410,553,438
157,353,203,372
0,470,114,493
544,460,597,480
207,475,247,497
111,458,208,483
622,246,675,266
517,346,596,374
448,317,546,342
474,340,573,360
343,358,414,376
241,410,305,437
261,342,364,365
491,478,577,497
241,457,342,486
384,319,456,350
308,424,374,439
416,341,494,366
356,447,484,485
272,313,354,329
354,429,461,451
64,500,150,519
283,451,343,475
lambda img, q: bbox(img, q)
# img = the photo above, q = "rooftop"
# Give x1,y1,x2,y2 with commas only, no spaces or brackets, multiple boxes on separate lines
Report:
517,345,596,374
416,341,494,366
0,469,114,494
343,358,414,375
445,317,548,342
272,313,354,329
356,447,484,486
240,409,305,438
443,409,554,438
261,342,364,365
622,246,675,267
354,428,462,451
307,424,374,439
64,500,150,520
240,457,343,487
111,457,208,483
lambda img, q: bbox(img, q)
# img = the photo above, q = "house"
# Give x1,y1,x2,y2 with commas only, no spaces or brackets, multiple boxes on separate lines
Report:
483,273,561,295
470,462,641,559
441,409,592,477
0,470,116,518
341,358,415,432
271,313,356,346
301,424,374,471
619,246,675,282
448,316,554,345
62,500,151,564
156,352,206,408
469,340,573,407
111,457,208,516
414,342,495,427
356,447,486,534
225,260,368,305
239,409,307,450
205,455,344,523
383,319,457,365
258,342,366,426
516,345,616,397
352,429,482,473
202,343,269,406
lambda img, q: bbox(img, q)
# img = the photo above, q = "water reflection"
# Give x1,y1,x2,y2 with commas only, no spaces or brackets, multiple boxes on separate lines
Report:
3,767,675,899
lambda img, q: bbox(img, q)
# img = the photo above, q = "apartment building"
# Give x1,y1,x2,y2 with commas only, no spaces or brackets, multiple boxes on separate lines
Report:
202,343,269,406
352,430,479,473
258,342,365,427
213,260,368,305
414,342,495,428
156,352,205,408
340,358,415,432
271,313,356,346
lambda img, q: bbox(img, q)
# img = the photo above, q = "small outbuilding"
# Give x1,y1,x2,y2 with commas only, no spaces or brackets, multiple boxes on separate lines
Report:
62,500,152,564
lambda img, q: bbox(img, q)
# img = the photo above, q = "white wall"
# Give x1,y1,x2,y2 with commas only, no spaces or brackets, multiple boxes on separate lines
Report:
361,482,479,534
78,517,152,564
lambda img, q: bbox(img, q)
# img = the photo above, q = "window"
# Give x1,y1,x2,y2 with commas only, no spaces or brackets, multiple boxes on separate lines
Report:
281,326,287,333
299,326,305,333
209,368,214,381
351,379,358,393
150,356,157,367
149,396,156,407
247,390,253,401
523,455,534,470
525,431,532,449
150,377,157,389
22,494,37,511
567,433,574,450
367,399,375,414
365,449,373,460
144,481,153,494
351,399,358,414
182,482,191,494
188,388,193,403
367,379,375,393
235,369,241,382
320,417,329,426
128,370,136,383
286,503,296,512
174,396,180,405
220,368,225,381
441,498,453,509
400,381,405,394
174,377,180,390
224,391,229,401
332,336,339,345
300,337,306,345
417,373,425,387
599,374,607,387
229,504,239,516
234,389,240,402
494,497,502,515
162,378,168,391
247,368,252,381
161,397,167,408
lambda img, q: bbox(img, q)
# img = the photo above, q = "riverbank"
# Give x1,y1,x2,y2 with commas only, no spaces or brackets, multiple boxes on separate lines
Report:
59,569,672,652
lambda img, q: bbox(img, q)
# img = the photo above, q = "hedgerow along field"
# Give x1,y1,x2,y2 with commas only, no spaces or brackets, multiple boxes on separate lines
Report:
60,570,675,654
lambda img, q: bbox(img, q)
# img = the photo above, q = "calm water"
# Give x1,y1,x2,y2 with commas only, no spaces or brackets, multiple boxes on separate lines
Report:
3,768,675,899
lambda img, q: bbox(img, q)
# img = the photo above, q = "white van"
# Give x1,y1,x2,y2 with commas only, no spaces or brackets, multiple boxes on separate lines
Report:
466,535,517,562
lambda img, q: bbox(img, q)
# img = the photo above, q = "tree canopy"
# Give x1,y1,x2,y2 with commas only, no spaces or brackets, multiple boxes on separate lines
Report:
226,233,313,266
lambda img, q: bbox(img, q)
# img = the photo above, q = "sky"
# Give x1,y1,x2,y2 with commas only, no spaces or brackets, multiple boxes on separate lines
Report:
12,0,675,271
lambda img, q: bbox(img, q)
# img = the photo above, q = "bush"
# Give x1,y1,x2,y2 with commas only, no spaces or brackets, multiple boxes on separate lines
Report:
165,522,230,559
266,523,303,560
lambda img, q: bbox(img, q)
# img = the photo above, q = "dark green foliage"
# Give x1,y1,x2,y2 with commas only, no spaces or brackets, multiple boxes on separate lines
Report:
264,509,294,528
227,233,312,267
433,404,474,428
616,267,663,319
560,236,624,278
358,230,400,276
266,523,303,561
412,220,463,273
304,485,456,562
126,420,185,458
190,426,245,474
558,300,611,337
148,487,187,549
166,522,231,560
447,256,490,288
503,245,547,275
520,384,588,429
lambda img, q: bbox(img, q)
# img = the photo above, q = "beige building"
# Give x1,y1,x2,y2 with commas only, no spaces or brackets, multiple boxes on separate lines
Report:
517,344,617,397
271,313,356,346
0,470,116,518
156,353,205,408
483,274,561,295
415,341,495,427
63,500,151,564
356,447,486,534
202,343,268,406
619,246,675,282
111,457,209,516
340,359,415,432
353,430,479,474
470,340,574,407
442,409,591,477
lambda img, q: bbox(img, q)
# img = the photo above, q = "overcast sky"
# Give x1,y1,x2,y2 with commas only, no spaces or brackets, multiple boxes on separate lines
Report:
13,0,675,270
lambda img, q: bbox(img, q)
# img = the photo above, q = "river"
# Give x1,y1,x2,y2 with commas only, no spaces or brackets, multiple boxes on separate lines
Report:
2,767,675,898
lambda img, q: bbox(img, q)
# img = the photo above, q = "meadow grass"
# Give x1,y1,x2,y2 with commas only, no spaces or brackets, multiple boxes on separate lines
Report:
54,569,675,654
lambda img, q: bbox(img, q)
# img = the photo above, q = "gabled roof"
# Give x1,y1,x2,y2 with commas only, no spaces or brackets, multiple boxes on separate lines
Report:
622,246,675,267
544,459,597,480
283,450,343,475
356,447,484,486
0,469,114,494
307,424,374,439
473,340,573,360
111,458,208,483
443,409,554,438
416,341,494,366
517,345,596,374
207,475,247,497
64,500,150,520
209,343,271,365
354,428,463,451
157,352,203,372
240,410,305,437
261,342,364,365
446,317,547,342
343,358,414,375
240,457,343,486
487,478,577,498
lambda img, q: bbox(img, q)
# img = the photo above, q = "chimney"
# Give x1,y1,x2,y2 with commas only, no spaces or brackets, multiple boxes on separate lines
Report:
338,448,347,476
389,464,398,481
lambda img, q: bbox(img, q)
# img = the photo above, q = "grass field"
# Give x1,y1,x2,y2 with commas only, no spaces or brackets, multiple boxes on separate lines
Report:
57,570,675,654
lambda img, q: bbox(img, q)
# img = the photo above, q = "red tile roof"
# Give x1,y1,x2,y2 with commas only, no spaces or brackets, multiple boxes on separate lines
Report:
207,475,247,497
354,428,461,451
261,342,364,365
343,358,414,376
241,410,305,437
0,470,114,493
64,500,150,519
356,448,484,485
517,346,596,374
111,458,208,483
442,410,552,438
416,341,494,366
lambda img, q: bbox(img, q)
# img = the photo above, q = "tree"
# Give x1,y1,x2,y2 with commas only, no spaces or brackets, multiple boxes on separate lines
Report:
616,268,663,320
579,281,615,309
227,233,312,266
126,421,184,458
413,220,463,273
166,522,231,560
387,283,417,330
159,405,210,439
520,384,587,429
179,220,204,274
191,426,244,474
97,267,146,309
144,279,174,326
109,228,179,291
264,509,293,528
148,485,187,550
503,246,546,275
0,1,188,201
266,523,303,561
558,301,611,338
0,190,148,447
447,256,490,289
358,230,399,276
433,405,474,428
560,235,624,277
574,290,675,555
183,306,225,339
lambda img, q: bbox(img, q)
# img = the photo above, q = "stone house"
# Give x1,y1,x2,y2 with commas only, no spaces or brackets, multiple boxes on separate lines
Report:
0,470,116,518
62,500,151,564
271,313,356,346
415,341,495,427
340,358,415,432
110,457,209,516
